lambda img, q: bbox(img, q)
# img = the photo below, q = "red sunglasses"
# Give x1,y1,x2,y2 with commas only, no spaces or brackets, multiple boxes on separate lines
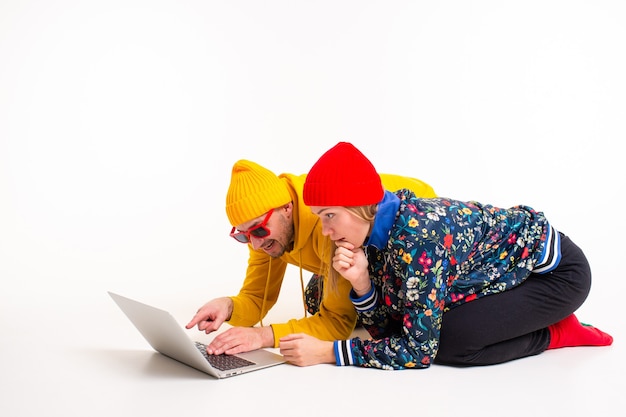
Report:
229,208,274,243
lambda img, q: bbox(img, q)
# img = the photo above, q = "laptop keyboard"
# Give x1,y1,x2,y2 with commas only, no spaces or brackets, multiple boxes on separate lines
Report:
194,342,255,371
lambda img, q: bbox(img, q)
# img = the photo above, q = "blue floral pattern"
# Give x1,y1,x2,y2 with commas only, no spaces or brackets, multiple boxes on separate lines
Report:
349,190,550,369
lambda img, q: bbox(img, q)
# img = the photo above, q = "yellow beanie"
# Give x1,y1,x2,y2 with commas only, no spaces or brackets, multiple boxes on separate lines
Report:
225,159,292,226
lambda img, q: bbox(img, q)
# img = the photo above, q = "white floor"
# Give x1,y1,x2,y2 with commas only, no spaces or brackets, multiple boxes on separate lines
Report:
1,1,625,416
1,269,623,417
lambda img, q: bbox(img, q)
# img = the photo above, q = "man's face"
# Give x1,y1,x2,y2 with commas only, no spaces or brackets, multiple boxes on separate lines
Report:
232,205,294,258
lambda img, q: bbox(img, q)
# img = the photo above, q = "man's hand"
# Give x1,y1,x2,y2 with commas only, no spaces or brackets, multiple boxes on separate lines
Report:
206,326,274,355
279,333,335,367
185,297,233,334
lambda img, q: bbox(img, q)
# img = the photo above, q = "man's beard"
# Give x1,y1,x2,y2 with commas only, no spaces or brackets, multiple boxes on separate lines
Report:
270,226,294,258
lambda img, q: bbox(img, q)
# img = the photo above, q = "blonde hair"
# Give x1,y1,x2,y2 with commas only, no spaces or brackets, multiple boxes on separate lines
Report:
325,204,378,293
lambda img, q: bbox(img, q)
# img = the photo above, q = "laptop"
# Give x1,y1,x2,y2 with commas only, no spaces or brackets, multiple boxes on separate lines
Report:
108,291,286,378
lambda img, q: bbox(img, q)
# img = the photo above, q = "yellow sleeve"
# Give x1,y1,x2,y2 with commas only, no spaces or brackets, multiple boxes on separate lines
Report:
379,173,437,198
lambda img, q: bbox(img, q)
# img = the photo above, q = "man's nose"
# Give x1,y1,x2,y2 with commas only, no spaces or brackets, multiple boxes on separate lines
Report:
250,235,265,250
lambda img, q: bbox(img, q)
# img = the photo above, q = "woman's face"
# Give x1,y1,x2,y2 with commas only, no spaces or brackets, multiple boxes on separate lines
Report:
310,206,370,247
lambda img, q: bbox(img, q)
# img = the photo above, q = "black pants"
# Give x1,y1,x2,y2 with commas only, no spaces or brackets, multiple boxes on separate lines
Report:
435,233,592,366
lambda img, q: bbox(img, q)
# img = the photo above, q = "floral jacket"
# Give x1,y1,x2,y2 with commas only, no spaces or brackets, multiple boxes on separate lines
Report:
333,189,561,369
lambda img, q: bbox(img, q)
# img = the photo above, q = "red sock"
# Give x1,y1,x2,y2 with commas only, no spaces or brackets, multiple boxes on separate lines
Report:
547,314,613,349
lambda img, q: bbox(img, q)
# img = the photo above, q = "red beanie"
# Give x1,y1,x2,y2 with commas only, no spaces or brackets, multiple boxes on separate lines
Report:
303,142,384,206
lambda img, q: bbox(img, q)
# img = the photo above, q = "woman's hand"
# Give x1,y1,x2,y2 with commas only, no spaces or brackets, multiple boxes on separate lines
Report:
279,333,335,367
333,240,371,297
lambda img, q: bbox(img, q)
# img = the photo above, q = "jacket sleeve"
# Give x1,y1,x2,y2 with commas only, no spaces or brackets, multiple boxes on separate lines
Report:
335,229,446,369
343,287,442,369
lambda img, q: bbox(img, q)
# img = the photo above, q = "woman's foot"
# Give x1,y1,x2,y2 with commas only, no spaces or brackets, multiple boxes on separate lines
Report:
547,314,613,349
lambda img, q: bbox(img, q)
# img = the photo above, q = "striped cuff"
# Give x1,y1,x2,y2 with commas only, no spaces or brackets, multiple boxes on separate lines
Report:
350,284,377,312
334,339,354,366
534,224,561,273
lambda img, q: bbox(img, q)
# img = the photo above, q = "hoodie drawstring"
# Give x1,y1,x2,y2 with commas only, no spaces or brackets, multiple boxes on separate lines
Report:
259,258,271,327
299,252,307,318
259,253,309,327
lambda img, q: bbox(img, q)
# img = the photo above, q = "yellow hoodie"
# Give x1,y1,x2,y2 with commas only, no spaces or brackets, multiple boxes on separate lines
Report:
227,172,437,347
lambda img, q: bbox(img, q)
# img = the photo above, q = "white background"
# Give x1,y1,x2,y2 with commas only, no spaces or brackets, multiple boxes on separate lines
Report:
1,1,624,416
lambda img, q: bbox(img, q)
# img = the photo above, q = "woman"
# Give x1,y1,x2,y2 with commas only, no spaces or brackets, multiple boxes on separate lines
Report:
278,142,612,369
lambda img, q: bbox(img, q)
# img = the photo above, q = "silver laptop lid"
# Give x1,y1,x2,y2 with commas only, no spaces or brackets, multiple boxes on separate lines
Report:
108,291,285,378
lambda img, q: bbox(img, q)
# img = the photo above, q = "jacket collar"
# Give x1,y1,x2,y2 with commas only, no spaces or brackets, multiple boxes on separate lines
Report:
365,190,400,249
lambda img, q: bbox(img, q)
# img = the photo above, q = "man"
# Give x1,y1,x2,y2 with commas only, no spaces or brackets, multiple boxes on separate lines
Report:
186,159,437,355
